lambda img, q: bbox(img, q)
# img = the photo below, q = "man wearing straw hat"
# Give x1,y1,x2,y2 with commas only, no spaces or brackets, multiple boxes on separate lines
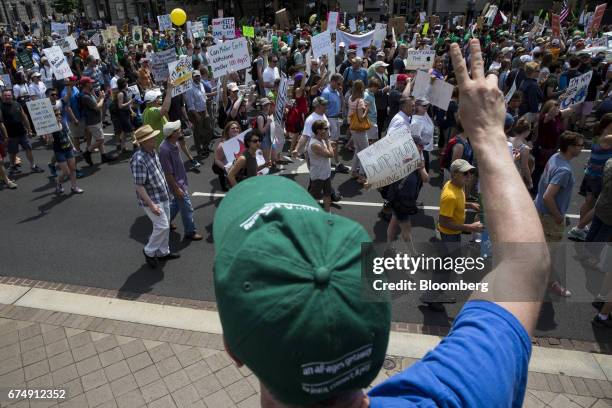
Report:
130,124,181,268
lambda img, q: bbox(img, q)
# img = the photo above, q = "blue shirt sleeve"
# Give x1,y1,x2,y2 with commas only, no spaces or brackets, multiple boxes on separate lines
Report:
550,167,571,188
368,301,531,408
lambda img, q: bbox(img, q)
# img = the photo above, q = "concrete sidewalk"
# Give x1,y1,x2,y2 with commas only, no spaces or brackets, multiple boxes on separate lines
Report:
0,284,610,408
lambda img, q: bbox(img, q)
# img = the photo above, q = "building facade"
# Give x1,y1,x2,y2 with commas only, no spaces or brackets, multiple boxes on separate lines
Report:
0,0,55,31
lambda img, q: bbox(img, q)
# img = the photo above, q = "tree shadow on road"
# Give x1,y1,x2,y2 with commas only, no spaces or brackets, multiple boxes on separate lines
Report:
117,265,165,300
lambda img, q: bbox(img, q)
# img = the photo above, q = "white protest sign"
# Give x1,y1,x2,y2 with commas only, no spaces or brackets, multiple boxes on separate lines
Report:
373,23,387,48
168,57,193,97
132,26,143,44
335,30,375,57
405,50,435,70
212,17,235,39
560,71,593,109
390,74,398,88
51,22,68,37
87,46,100,61
56,36,77,52
158,14,172,31
1,74,12,88
305,49,312,78
349,18,357,33
357,125,420,188
90,33,101,47
223,129,269,175
412,70,432,98
270,119,285,152
126,85,140,100
26,98,61,135
311,31,333,59
207,37,251,79
328,12,339,33
591,37,607,48
420,12,427,23
274,73,288,125
43,46,73,80
327,48,336,74
151,48,177,82
412,69,453,110
192,21,205,38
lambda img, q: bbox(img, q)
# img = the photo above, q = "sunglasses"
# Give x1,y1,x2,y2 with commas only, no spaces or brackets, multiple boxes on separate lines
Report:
250,139,261,143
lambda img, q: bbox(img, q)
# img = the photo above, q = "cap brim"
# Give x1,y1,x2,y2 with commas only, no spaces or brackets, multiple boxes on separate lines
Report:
134,130,160,144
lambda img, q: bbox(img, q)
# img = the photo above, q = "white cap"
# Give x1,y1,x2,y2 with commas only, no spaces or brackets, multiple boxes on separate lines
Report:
338,41,345,47
144,88,162,103
163,120,181,137
519,54,533,63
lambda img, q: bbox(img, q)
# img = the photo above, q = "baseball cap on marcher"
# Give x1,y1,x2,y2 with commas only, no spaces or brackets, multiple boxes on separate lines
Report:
312,96,328,107
213,176,391,405
450,159,476,173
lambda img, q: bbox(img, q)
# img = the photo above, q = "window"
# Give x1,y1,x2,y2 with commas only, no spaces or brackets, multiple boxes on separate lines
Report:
11,4,19,22
38,2,47,18
25,3,34,20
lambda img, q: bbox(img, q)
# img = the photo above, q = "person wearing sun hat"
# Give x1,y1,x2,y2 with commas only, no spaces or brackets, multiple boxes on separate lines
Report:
130,124,180,268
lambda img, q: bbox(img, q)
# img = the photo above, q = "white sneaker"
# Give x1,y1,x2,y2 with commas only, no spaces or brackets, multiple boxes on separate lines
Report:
568,227,587,241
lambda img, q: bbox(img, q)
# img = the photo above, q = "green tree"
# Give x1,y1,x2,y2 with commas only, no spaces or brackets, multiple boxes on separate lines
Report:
51,0,80,15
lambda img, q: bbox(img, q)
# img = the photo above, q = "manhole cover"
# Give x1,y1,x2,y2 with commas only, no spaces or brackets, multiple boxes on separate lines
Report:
382,357,396,370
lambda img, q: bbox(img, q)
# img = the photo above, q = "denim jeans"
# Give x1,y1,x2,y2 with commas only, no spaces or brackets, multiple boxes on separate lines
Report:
170,193,196,237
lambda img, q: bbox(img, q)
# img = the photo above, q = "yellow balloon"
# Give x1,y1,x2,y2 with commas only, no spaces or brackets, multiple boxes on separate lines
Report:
170,8,187,26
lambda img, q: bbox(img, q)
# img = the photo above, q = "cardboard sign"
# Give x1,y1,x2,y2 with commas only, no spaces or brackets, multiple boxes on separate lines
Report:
349,18,357,33
26,98,61,135
328,11,339,33
108,26,120,42
51,22,69,37
151,48,177,82
551,14,560,38
405,50,435,70
132,26,142,44
560,71,593,109
429,15,440,26
389,17,406,35
373,23,387,48
357,125,420,189
412,69,453,110
43,46,72,79
212,17,235,39
477,16,484,30
311,31,333,59
207,37,251,79
243,26,255,38
87,46,100,61
590,3,607,36
17,51,34,70
275,8,291,29
158,14,172,31
168,57,193,97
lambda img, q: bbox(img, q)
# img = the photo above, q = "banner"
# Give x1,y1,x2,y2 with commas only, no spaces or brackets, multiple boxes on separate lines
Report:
207,37,251,79
357,125,420,189
158,14,172,31
405,50,435,70
212,17,235,39
335,30,375,57
51,22,69,37
26,98,61,135
43,46,72,79
551,14,560,38
168,57,193,97
412,70,453,111
151,48,177,82
560,71,593,109
349,18,357,33
328,11,339,33
243,26,255,38
373,23,387,48
589,3,607,36
311,31,333,59
17,51,34,70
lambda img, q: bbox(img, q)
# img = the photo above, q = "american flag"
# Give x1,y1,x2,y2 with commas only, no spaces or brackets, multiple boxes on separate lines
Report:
559,0,570,22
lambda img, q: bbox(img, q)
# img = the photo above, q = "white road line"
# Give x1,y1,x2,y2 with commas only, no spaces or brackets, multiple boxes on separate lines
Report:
191,192,580,219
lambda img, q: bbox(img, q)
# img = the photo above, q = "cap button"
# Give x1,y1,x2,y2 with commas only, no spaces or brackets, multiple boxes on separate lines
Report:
314,266,331,285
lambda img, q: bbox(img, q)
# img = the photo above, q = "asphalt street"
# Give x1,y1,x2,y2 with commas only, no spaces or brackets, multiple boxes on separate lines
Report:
0,128,609,345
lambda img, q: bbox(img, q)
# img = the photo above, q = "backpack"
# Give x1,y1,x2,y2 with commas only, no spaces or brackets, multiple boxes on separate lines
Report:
439,136,460,170
250,113,266,130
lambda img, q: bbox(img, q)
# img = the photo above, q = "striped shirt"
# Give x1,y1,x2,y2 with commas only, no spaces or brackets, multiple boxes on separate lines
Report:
130,149,171,207
585,143,612,178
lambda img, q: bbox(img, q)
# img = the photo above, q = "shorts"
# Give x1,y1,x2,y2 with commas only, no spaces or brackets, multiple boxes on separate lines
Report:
366,123,379,140
55,149,74,163
328,118,341,141
87,124,104,141
68,121,85,140
539,213,564,242
578,101,594,117
308,178,332,199
578,174,602,199
260,132,272,150
390,199,418,222
7,136,32,155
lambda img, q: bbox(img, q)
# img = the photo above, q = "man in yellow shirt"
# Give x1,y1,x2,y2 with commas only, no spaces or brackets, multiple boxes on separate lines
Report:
438,159,483,242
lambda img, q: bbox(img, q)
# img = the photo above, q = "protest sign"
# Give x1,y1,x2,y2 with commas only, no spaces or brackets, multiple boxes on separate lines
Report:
87,46,101,61
349,18,357,33
189,21,204,38
100,29,111,44
17,51,34,70
591,37,608,48
357,125,420,189
207,37,251,79
529,22,544,39
422,23,429,35
429,15,440,26
126,85,140,100
373,23,387,48
132,26,142,44
26,98,61,135
419,12,426,23
243,26,254,38
1,74,12,88
212,17,235,39
274,73,288,125
311,31,333,59
200,15,209,30
90,33,102,47
51,22,69,37
275,9,291,29
56,36,77,53
270,119,285,153
151,48,177,82
168,57,193,97
551,14,560,38
589,3,607,36
405,50,435,70
158,14,172,31
43,46,72,79
389,74,398,88
223,130,269,175
108,26,120,42
389,17,405,35
412,69,453,110
328,11,339,33
560,71,593,109
335,30,375,57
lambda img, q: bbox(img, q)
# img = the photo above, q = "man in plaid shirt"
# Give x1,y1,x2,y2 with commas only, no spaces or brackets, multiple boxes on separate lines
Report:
130,125,181,268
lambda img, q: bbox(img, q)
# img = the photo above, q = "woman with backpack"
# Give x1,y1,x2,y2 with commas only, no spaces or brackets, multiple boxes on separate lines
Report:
348,80,370,185
114,78,135,153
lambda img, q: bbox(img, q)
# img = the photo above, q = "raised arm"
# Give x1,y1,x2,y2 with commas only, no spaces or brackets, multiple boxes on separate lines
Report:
450,39,550,335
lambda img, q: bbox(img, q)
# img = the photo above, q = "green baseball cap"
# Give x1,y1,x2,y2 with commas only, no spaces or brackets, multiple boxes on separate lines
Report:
213,176,391,405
